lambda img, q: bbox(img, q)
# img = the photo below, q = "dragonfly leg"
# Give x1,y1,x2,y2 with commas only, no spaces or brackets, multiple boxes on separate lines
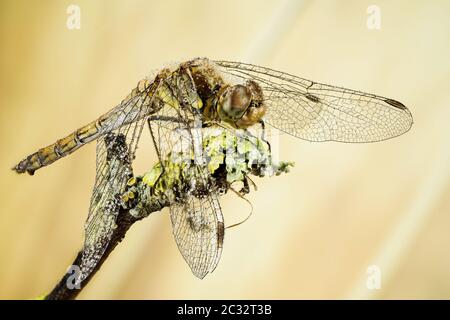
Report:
259,119,271,153
240,177,250,195
147,118,165,187
241,175,257,195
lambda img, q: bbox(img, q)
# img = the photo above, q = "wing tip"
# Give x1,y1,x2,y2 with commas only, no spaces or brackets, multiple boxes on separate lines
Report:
385,98,414,139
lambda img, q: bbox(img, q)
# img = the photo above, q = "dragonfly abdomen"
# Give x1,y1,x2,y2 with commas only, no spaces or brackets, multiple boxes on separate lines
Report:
13,77,159,176
13,119,103,175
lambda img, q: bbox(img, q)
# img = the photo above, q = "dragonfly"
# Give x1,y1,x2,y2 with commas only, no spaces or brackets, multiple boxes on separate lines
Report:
13,58,413,280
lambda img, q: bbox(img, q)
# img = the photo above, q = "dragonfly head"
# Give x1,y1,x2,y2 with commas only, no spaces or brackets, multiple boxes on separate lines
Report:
217,80,266,128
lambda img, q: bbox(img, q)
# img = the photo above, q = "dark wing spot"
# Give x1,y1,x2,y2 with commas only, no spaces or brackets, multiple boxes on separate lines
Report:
217,221,225,245
384,98,407,110
305,93,320,103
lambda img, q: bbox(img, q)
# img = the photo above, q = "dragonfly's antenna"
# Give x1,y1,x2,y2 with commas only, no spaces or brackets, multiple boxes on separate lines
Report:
226,187,254,229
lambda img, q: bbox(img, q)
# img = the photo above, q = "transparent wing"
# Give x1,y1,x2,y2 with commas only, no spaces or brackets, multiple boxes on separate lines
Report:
214,60,413,143
79,133,131,281
79,81,160,281
170,192,224,279
148,73,225,279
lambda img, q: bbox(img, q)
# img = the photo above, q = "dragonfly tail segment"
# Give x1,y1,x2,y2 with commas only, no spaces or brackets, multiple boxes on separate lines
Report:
12,77,157,176
13,119,102,175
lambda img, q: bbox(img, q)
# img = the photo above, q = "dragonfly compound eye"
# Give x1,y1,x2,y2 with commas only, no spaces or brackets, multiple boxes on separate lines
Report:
218,84,251,122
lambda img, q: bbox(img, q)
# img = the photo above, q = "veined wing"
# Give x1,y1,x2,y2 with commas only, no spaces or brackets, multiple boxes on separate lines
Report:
148,73,225,279
214,60,413,143
78,80,163,281
150,116,225,279
79,133,132,281
170,191,224,279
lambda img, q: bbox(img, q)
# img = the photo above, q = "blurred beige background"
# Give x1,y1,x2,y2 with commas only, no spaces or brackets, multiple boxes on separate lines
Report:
0,0,449,299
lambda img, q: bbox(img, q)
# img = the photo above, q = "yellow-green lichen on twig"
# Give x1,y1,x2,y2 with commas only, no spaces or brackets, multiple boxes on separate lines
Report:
123,128,294,219
46,128,294,300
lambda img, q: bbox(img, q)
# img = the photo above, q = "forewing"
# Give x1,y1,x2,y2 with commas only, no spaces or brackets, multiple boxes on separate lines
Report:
79,81,160,281
148,74,225,278
214,60,413,143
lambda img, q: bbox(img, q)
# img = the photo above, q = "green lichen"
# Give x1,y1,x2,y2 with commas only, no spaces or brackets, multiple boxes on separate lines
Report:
143,128,293,188
124,128,294,217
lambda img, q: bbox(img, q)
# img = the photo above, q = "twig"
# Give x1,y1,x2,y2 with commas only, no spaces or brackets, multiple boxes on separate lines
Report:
45,191,166,300
44,129,293,300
